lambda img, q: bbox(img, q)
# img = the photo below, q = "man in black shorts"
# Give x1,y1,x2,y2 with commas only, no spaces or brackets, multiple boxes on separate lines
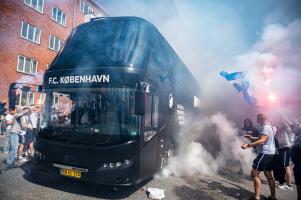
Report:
26,105,39,157
275,118,295,190
17,130,28,162
17,107,30,162
242,114,277,200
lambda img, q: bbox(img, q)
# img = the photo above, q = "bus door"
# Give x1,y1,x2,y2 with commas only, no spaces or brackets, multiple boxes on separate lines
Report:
139,92,160,179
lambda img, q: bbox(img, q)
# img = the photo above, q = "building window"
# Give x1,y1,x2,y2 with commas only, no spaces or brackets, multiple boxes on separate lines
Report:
24,0,44,13
52,7,67,26
17,55,38,75
17,91,35,107
80,0,93,15
49,35,64,52
21,21,41,44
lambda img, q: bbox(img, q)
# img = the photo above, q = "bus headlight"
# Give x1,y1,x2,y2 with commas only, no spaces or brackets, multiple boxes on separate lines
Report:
99,159,133,171
124,159,131,165
116,162,122,167
35,151,46,160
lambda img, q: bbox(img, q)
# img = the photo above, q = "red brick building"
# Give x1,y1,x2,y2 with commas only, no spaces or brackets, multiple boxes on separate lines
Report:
0,0,107,106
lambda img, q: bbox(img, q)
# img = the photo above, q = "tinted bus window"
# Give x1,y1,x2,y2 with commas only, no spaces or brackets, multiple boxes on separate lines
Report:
51,19,153,69
145,94,152,127
144,94,159,128
152,95,159,128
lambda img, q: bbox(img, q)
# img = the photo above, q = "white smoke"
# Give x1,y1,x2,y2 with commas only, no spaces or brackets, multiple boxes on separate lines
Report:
161,20,301,177
161,142,217,177
99,0,301,177
235,19,301,118
160,20,301,177
160,113,254,177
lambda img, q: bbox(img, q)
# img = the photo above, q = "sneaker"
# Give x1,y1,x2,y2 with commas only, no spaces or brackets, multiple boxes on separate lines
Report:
23,151,29,157
17,156,28,163
286,184,293,190
278,183,288,190
278,183,293,190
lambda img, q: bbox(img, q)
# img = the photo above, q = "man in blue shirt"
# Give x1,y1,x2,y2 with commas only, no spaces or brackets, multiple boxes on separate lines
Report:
242,113,277,200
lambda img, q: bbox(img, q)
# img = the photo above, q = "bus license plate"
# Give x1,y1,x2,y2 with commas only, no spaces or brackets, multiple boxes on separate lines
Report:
60,168,81,178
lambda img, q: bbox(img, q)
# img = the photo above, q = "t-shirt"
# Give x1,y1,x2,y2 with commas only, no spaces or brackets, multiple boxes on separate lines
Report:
275,124,295,148
10,116,22,134
240,126,260,137
5,114,13,130
258,123,276,155
29,112,38,129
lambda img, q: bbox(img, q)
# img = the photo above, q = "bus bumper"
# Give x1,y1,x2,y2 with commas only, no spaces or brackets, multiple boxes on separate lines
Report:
34,137,142,186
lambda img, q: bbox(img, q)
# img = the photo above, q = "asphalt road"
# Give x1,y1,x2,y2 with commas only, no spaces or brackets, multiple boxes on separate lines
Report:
0,135,297,200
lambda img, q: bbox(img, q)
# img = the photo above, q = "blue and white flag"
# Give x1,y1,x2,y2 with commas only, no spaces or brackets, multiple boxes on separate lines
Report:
220,71,257,106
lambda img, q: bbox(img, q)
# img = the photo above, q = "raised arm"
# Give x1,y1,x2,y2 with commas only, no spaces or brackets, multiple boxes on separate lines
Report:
241,135,268,149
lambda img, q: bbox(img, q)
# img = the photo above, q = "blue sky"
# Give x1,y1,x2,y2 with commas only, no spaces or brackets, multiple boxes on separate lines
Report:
98,0,301,47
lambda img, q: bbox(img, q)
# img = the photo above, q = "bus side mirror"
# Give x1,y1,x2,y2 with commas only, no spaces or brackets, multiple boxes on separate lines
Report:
135,91,145,116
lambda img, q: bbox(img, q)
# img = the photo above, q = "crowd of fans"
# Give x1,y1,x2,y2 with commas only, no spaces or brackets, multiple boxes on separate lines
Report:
241,113,301,200
0,101,40,170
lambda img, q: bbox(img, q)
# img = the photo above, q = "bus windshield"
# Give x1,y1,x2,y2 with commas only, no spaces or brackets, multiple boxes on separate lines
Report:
40,88,139,145
50,18,152,70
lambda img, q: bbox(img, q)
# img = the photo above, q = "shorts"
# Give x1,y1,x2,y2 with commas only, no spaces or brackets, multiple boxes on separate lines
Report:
252,153,274,171
278,148,291,167
19,134,26,145
294,166,301,185
25,129,34,145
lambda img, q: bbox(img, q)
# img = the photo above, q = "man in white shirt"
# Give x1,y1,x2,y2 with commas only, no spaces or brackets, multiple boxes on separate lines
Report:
242,113,277,200
25,105,39,158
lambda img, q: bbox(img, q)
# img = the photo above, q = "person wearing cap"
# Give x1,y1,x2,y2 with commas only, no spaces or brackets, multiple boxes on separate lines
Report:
241,113,277,200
